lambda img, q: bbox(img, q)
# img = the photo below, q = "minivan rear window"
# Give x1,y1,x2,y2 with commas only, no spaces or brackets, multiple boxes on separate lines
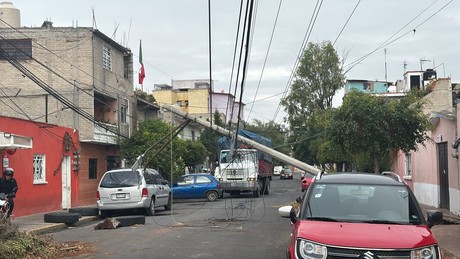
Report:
100,171,141,188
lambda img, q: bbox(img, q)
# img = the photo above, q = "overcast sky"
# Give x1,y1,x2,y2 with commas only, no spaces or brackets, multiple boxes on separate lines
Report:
8,0,460,124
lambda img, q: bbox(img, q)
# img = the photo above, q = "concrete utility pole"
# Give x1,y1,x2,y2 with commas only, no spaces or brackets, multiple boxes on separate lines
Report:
160,104,322,175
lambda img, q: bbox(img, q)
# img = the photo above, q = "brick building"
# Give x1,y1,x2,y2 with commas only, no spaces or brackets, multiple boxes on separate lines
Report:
0,16,137,210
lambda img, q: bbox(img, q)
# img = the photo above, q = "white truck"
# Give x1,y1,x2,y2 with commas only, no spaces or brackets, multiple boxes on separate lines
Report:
214,129,273,197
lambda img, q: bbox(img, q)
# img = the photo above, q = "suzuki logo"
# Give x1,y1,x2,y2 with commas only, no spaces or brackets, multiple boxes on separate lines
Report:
359,251,380,259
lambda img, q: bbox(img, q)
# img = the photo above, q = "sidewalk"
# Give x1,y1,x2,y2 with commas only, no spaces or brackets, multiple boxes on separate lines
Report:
7,205,460,258
420,204,460,259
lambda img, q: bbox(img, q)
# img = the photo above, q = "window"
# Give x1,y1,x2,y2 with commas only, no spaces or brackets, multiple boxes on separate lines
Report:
33,154,46,184
0,39,32,60
102,45,112,70
120,105,127,124
196,176,212,184
89,158,97,179
404,153,412,179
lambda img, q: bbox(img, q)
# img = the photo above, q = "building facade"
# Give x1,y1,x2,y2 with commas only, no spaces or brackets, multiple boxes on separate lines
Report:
0,18,136,210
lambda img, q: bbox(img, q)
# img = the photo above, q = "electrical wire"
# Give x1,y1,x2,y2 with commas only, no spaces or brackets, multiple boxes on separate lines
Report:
246,0,283,122
344,0,451,73
332,0,362,47
272,0,324,122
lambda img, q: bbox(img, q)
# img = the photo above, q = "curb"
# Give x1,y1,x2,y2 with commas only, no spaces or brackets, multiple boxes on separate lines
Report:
26,216,100,235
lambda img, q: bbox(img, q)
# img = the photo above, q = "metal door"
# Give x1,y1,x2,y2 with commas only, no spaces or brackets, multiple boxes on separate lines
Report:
61,156,71,209
438,142,449,209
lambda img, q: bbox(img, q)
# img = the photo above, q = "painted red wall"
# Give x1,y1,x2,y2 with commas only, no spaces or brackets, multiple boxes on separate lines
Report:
0,116,80,217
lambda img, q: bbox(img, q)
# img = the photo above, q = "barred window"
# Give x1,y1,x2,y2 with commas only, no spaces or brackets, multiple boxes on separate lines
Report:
33,154,46,184
0,39,32,60
102,45,112,70
120,105,127,124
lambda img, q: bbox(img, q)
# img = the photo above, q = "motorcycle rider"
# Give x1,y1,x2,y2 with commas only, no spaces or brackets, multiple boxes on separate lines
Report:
0,167,18,217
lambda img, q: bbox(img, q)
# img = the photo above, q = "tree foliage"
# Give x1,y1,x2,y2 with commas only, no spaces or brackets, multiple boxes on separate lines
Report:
120,119,186,182
199,110,224,169
183,140,208,173
282,41,345,125
326,90,431,173
244,119,289,165
281,41,345,164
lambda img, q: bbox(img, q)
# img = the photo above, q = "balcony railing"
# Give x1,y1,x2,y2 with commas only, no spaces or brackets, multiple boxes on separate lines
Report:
94,122,118,144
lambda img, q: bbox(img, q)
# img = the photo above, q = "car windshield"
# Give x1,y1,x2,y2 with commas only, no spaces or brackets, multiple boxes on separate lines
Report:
100,171,141,188
302,183,423,225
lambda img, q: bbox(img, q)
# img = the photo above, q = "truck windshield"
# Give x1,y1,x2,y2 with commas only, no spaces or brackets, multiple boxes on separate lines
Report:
220,150,256,164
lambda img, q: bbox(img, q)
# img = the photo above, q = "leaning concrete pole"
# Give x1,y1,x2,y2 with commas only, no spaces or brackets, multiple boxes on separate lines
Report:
160,104,322,175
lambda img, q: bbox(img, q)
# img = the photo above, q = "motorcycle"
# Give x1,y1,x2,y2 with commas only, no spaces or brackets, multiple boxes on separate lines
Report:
0,187,18,222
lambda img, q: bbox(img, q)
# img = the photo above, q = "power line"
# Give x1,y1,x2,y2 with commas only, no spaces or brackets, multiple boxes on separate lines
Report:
272,0,324,122
246,0,283,122
344,0,451,73
333,0,362,47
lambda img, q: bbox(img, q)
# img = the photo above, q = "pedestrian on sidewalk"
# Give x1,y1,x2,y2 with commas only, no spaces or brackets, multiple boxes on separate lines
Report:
0,167,18,217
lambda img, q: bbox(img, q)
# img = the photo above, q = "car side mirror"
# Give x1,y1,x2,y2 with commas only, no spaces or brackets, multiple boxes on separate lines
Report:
427,210,443,228
278,205,297,224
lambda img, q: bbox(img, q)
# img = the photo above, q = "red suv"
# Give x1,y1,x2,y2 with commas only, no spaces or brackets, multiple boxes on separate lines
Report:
280,172,444,259
301,172,314,192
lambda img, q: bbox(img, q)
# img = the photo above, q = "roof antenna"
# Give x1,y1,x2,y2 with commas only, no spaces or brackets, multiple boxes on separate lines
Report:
92,6,97,29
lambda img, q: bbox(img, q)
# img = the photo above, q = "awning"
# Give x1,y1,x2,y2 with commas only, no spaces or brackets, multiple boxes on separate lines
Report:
0,132,33,149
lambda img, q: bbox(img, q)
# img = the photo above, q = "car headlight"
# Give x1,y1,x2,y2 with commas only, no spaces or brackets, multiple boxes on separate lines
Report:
296,239,327,259
411,246,439,259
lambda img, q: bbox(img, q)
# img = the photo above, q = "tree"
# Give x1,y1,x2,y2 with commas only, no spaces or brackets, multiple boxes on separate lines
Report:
326,90,431,173
199,109,225,171
183,140,208,173
281,41,345,164
244,119,289,165
120,119,186,182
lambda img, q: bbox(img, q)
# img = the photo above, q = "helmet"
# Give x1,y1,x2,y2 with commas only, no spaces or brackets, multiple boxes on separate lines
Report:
3,167,14,177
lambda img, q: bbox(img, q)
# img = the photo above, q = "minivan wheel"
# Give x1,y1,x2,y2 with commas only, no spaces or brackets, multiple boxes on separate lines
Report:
164,195,172,211
206,191,218,202
147,198,155,216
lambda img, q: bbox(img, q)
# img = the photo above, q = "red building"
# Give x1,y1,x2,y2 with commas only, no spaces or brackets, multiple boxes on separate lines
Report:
0,116,80,217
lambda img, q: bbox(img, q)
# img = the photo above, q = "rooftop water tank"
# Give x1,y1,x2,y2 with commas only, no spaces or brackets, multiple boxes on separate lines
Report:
0,1,20,28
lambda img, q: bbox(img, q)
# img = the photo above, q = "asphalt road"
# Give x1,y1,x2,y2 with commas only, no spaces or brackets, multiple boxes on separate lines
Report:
50,174,303,259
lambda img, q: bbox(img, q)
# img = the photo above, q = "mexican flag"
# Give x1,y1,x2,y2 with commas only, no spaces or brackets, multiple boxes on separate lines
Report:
138,40,145,85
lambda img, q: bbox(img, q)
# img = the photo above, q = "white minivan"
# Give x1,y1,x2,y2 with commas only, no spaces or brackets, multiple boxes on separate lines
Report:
273,165,283,176
96,168,171,217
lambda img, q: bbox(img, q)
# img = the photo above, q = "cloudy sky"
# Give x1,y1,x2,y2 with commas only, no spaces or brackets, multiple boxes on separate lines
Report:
7,0,460,124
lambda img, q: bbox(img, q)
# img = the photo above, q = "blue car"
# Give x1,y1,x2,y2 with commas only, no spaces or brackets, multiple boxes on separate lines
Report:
172,173,223,202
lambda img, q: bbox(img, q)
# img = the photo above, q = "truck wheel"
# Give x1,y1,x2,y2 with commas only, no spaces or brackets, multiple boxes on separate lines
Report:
69,207,99,216
115,215,145,227
206,191,218,202
44,212,80,224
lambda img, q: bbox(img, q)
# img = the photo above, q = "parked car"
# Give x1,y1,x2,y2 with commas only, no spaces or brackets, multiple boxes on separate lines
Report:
280,167,293,180
273,165,283,176
279,172,444,258
96,168,171,217
301,172,314,192
172,173,223,202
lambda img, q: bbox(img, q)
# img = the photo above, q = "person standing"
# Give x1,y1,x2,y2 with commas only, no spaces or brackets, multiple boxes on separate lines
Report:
0,167,18,217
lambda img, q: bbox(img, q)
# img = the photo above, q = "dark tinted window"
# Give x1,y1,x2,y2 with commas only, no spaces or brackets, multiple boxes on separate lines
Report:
100,171,141,188
89,158,97,179
0,39,32,60
144,169,163,184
